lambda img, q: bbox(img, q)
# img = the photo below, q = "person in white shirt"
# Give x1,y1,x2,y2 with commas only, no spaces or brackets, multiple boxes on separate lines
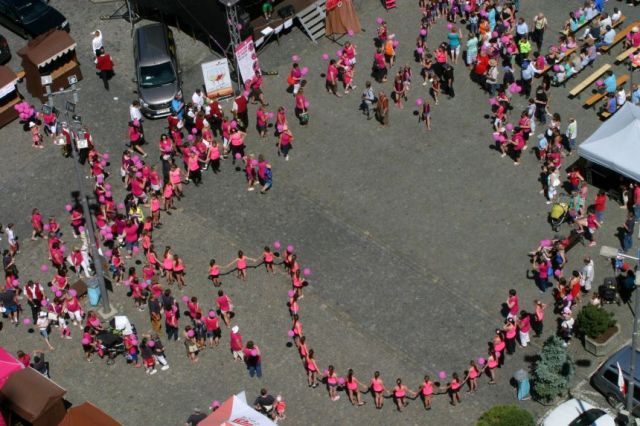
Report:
580,256,594,292
130,100,143,122
191,89,205,110
616,87,627,106
91,30,103,58
611,8,622,26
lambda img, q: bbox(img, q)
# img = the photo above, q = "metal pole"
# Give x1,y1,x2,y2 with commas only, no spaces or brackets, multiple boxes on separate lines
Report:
67,117,111,313
626,249,640,419
222,0,243,95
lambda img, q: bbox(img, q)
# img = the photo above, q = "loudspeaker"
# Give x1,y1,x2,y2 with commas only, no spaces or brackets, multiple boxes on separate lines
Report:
238,10,253,39
278,5,295,18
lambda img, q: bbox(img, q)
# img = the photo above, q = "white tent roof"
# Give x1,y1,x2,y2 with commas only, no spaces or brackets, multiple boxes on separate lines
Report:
200,391,277,426
578,102,640,182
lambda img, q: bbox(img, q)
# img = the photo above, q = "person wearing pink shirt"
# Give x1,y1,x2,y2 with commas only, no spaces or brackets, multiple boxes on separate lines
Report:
207,140,221,173
229,325,243,361
370,371,386,409
465,360,480,393
294,88,308,125
305,349,319,388
216,289,233,327
326,365,340,401
173,255,186,289
208,259,220,286
187,151,203,186
506,288,519,319
277,126,294,161
518,310,531,348
205,310,221,347
30,208,44,240
393,378,416,411
225,250,256,281
243,340,262,378
162,247,175,285
256,106,268,138
325,59,342,97
262,246,276,274
345,369,366,406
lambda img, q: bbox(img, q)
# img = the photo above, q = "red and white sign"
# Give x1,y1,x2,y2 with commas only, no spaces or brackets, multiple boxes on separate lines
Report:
200,394,276,426
234,37,261,86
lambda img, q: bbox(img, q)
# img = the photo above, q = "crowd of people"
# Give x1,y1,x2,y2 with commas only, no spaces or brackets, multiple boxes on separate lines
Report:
3,0,640,423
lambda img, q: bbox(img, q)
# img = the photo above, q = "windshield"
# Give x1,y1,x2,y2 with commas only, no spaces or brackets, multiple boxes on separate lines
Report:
18,1,50,23
569,409,606,426
139,62,176,88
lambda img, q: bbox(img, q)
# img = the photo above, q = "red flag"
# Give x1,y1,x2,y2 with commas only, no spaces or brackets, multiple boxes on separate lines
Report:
617,362,627,396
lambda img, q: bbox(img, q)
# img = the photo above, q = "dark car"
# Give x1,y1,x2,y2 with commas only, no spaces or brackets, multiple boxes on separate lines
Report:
0,34,10,64
133,23,181,118
0,0,68,38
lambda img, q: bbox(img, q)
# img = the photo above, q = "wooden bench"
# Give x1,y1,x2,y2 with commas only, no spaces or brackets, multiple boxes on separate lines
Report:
583,74,629,108
616,46,640,63
536,47,577,77
569,63,611,98
560,14,597,37
600,20,637,54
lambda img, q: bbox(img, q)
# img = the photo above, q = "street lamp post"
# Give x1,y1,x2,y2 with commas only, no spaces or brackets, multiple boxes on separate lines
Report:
600,245,640,422
43,75,115,318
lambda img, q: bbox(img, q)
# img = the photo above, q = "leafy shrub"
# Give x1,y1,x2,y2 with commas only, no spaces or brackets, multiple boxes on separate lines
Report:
576,304,616,339
532,335,575,403
477,404,535,426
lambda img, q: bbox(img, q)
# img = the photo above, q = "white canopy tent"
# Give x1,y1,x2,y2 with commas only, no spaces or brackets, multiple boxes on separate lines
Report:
578,102,640,182
200,391,277,426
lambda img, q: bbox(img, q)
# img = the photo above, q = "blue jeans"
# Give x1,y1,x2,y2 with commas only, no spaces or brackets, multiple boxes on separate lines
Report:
166,325,178,341
634,205,640,219
623,232,633,252
596,211,604,223
248,363,262,378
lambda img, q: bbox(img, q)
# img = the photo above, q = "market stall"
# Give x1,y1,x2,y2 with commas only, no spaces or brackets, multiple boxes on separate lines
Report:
59,402,121,426
0,66,22,128
17,30,82,102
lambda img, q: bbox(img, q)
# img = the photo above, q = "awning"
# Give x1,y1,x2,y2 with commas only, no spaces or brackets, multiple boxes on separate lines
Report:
0,367,66,422
17,30,77,68
0,347,23,390
59,401,121,426
200,392,277,426
578,102,640,182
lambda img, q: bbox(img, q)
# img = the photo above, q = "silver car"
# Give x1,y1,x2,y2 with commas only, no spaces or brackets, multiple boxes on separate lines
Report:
133,23,181,118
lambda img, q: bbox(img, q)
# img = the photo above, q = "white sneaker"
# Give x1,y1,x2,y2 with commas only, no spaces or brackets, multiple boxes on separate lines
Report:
150,369,157,375
285,155,289,161
161,365,170,371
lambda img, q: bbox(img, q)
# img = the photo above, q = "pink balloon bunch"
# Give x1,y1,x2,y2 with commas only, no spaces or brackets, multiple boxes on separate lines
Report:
505,123,514,131
14,101,35,122
508,83,522,94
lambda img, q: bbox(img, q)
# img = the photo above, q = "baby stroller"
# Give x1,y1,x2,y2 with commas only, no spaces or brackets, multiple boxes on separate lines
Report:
598,277,620,305
549,196,569,232
96,331,125,365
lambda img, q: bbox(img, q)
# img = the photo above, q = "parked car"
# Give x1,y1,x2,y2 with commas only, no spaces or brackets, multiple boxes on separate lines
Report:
0,0,69,38
540,398,616,426
132,23,181,118
591,345,640,415
0,33,10,64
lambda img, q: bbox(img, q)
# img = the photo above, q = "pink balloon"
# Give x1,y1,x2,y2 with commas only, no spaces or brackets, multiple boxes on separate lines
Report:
392,40,399,48
416,47,424,55
304,101,310,109
338,377,346,385
186,135,194,142
230,120,237,129
336,49,343,57
100,160,107,167
81,338,91,345
438,371,447,380
140,282,148,289
266,112,275,119
65,204,72,212
69,289,77,297
181,295,189,303
102,153,110,161
420,29,427,36
376,17,384,25
505,123,514,131
98,196,105,203
117,203,125,210
104,249,113,257
187,330,195,337
447,23,453,30
287,290,295,297
211,400,220,409
134,172,142,178
321,53,329,61
41,299,48,307
303,268,312,277
43,224,50,231
276,124,284,132
347,29,354,36
40,264,49,273
96,176,104,184
191,127,198,134
23,318,31,325
147,340,156,347
55,290,62,297
60,245,66,253
236,23,243,30
287,330,295,337
105,191,112,198
301,67,309,76
478,357,486,365
243,90,250,98
323,369,329,376
78,226,85,233
235,153,241,159
250,159,258,166
291,54,300,62
416,98,424,106
287,245,294,253
273,241,281,249
132,246,140,254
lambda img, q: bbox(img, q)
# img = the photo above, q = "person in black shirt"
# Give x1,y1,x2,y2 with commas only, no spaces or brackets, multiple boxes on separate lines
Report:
254,388,276,419
185,409,206,426
31,350,49,377
534,86,548,124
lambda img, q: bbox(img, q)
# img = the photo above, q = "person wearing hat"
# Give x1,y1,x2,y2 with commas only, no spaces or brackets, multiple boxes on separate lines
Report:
185,408,206,426
36,311,55,351
624,26,640,49
29,121,43,149
229,325,243,361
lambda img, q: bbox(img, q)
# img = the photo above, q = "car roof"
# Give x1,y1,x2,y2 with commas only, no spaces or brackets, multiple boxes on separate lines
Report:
541,399,615,426
134,23,171,67
2,0,39,7
605,346,640,381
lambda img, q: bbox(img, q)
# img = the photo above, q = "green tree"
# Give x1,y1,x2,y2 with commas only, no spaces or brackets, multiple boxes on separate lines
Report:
532,335,575,403
576,304,616,339
477,405,535,426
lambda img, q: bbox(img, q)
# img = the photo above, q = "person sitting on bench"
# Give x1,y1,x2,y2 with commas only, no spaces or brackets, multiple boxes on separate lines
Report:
595,25,616,49
623,26,640,49
600,93,617,115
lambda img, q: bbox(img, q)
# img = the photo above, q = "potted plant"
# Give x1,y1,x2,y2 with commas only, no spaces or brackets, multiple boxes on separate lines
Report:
532,336,575,404
477,404,535,426
577,304,618,357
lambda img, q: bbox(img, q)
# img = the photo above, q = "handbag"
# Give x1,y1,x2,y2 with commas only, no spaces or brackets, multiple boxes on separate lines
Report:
47,312,58,321
299,112,309,125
